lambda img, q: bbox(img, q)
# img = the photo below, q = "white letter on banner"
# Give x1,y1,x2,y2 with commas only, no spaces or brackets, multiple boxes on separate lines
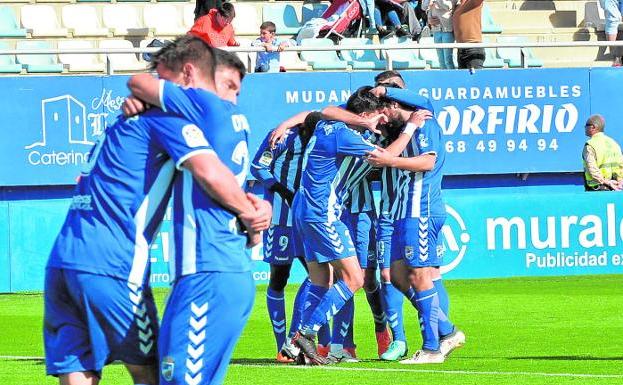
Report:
526,252,536,267
438,106,459,135
286,91,298,104
302,91,312,103
578,215,603,247
487,106,505,134
607,203,616,247
486,217,527,250
530,217,557,249
517,104,540,134
461,105,484,135
541,105,554,133
555,103,577,133
560,216,578,248
315,91,326,103
505,105,517,134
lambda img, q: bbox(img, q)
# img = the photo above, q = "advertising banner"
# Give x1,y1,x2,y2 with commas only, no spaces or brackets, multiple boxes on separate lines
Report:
0,68,607,185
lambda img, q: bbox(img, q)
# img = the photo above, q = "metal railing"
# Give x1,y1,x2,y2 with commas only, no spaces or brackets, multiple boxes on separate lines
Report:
2,40,623,75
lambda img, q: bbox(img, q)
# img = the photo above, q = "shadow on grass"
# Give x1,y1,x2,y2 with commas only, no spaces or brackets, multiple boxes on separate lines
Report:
508,356,623,361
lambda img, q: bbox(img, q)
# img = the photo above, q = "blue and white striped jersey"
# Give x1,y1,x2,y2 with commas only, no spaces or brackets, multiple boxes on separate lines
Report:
379,166,400,218
347,177,375,213
47,108,213,285
294,120,376,223
391,118,446,219
250,126,305,226
158,81,252,279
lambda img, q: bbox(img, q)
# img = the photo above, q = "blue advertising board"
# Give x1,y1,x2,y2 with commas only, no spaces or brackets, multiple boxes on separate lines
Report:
3,188,622,292
0,68,613,186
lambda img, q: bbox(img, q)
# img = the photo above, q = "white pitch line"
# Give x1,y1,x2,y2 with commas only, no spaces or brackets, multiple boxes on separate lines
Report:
2,356,621,380
230,363,623,379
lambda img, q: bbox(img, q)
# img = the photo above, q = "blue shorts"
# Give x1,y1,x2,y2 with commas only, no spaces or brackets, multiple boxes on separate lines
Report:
390,216,446,268
263,224,303,265
342,210,377,269
44,268,158,376
376,213,394,270
159,271,254,385
296,220,356,263
600,0,622,35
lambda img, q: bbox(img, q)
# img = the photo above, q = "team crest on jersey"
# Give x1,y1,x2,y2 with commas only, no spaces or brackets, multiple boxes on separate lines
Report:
417,134,429,148
259,151,273,166
161,356,175,381
182,124,209,148
405,246,414,260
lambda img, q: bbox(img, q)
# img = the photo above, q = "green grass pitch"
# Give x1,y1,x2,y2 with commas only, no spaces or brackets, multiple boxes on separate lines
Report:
1,275,622,385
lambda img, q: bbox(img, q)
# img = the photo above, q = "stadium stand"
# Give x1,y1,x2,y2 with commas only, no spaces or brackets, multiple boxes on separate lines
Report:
381,35,426,70
0,0,619,73
0,41,22,73
16,40,64,72
299,37,348,70
496,35,544,68
20,5,69,37
58,39,106,72
102,4,150,37
263,3,302,35
339,37,386,70
99,39,146,72
61,5,109,37
0,6,26,37
417,36,441,69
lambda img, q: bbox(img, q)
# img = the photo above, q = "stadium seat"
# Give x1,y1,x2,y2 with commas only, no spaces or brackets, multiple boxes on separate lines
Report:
262,4,302,35
482,4,503,33
381,36,426,70
0,7,27,37
58,40,105,73
103,4,149,37
417,36,441,69
20,5,69,37
339,37,386,70
16,41,64,73
62,5,109,37
496,36,543,68
235,38,256,73
143,4,187,36
299,38,348,70
280,50,308,71
183,3,195,30
482,38,505,68
99,39,147,72
0,41,23,73
117,0,150,3
302,2,329,23
231,3,261,36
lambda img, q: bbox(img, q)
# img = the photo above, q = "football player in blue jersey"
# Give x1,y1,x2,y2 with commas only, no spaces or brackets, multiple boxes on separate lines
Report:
127,44,272,385
291,87,431,365
367,86,465,364
250,112,322,363
44,37,268,385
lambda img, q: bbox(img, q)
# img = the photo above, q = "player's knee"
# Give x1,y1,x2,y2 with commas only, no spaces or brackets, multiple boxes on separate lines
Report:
379,268,391,283
343,270,364,292
269,265,291,291
363,275,378,293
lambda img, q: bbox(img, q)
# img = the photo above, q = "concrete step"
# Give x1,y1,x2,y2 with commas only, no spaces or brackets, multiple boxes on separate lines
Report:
491,9,579,28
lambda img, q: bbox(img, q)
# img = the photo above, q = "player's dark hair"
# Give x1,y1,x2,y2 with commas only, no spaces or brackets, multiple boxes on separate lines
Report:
260,21,276,33
213,48,246,80
346,86,386,114
149,35,216,80
299,111,322,146
374,70,405,88
217,2,236,19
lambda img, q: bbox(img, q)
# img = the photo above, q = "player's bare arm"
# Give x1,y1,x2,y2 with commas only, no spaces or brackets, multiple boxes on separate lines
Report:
269,111,311,148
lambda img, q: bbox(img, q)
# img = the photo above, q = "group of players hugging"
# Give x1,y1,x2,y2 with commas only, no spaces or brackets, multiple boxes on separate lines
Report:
252,70,466,365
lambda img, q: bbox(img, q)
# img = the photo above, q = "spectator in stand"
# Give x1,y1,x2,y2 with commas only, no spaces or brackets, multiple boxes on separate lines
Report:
375,0,411,38
582,114,623,191
252,21,296,73
423,0,458,69
190,2,239,47
599,0,623,66
194,0,222,21
452,0,485,70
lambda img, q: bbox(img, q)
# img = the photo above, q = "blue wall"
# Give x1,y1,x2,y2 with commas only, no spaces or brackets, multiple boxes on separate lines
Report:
1,68,623,292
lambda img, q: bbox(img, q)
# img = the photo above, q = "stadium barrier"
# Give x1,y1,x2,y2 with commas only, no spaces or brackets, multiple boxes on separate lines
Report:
1,65,623,292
